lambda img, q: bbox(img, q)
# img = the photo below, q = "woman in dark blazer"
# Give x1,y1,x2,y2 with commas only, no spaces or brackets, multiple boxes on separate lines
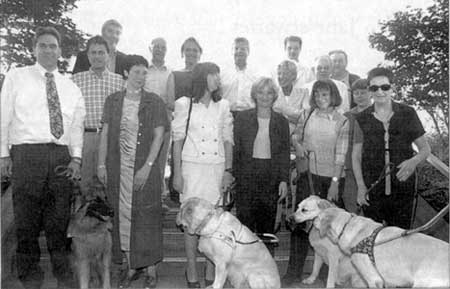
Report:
233,77,290,255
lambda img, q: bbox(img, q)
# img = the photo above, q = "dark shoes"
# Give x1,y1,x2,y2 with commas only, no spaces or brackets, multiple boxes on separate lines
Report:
281,273,302,288
118,269,141,288
205,279,214,287
185,271,201,288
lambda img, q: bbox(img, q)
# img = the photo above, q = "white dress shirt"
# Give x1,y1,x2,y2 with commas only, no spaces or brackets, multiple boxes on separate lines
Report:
300,79,350,113
221,66,258,111
144,63,172,105
1,64,86,158
172,96,233,164
273,80,308,133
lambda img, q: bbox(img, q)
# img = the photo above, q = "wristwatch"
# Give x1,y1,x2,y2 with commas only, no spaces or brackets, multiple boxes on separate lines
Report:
147,162,153,167
332,177,339,182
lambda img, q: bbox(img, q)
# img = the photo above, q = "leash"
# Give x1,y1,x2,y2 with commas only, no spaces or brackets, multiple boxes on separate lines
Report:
364,162,396,200
374,203,449,246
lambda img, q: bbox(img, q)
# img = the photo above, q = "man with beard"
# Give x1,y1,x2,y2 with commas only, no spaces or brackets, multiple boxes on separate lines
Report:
222,37,258,114
73,19,127,78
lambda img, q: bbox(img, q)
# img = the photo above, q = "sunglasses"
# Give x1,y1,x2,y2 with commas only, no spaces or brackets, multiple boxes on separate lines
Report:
368,84,391,92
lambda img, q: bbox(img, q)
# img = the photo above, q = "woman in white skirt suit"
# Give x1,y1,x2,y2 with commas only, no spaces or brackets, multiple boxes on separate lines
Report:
172,62,234,287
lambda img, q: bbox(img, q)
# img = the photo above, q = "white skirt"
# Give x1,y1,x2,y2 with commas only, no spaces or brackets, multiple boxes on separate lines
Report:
180,161,224,205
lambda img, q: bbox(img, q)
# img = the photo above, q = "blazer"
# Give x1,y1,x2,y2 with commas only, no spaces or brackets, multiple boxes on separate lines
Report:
72,50,127,78
233,108,290,190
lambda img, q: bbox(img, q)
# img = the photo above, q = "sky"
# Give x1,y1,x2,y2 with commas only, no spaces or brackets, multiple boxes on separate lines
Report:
70,0,434,77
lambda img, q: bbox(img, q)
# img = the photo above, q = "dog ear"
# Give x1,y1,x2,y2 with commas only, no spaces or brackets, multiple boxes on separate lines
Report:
317,199,333,210
317,212,333,239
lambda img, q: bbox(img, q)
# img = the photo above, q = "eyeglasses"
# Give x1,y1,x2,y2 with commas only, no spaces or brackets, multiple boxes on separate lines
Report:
368,84,391,92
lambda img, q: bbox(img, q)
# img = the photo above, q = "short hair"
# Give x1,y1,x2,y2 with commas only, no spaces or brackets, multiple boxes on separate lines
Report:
284,36,302,49
309,79,342,109
367,67,394,84
234,37,249,49
328,49,348,63
33,26,61,47
191,62,221,103
250,77,279,104
181,37,203,57
101,19,122,34
314,55,332,67
278,59,297,73
151,37,166,46
351,78,369,91
86,35,110,53
123,54,149,74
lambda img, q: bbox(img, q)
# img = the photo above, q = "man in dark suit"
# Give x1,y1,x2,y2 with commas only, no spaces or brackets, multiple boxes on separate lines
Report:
329,49,360,108
73,19,127,77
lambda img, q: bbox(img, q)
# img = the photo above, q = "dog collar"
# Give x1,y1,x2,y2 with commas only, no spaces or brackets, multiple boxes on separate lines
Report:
194,209,224,235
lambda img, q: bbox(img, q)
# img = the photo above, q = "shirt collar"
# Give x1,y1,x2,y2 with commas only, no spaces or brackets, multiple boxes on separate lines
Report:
35,63,59,78
89,67,110,78
149,63,167,71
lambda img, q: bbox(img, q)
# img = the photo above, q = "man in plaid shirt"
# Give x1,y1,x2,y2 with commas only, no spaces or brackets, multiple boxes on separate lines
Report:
72,35,124,193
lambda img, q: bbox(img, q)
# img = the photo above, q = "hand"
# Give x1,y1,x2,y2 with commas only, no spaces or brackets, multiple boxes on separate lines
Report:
295,144,307,158
396,158,418,182
278,181,288,203
67,159,81,182
327,181,339,202
221,171,234,192
134,164,151,191
357,183,370,207
97,165,107,186
173,172,183,193
0,157,12,178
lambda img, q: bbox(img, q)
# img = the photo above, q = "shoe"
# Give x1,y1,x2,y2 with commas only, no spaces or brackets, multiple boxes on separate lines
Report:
281,273,301,288
118,269,141,288
205,279,214,287
143,274,157,289
185,271,201,288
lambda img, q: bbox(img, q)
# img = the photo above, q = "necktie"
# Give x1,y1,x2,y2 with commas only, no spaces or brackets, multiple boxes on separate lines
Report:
45,72,64,139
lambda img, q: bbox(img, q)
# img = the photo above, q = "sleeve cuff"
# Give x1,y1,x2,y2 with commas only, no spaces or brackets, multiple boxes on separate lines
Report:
71,147,82,159
1,145,10,158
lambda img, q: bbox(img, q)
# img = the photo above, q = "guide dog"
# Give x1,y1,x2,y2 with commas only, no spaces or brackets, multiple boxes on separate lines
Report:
294,195,449,288
67,192,114,289
176,197,280,289
289,196,365,287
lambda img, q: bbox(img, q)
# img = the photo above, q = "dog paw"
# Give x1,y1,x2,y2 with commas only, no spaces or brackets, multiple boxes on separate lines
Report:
302,276,316,284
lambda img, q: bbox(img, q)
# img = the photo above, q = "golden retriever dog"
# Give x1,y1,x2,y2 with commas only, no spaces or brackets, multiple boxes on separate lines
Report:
67,195,114,289
176,197,280,289
296,196,450,288
290,196,365,288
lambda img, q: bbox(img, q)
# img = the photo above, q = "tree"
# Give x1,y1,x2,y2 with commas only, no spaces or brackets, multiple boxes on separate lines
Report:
1,0,89,73
369,0,449,142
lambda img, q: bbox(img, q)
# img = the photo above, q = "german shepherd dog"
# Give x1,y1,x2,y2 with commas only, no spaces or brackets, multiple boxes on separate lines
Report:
67,188,114,289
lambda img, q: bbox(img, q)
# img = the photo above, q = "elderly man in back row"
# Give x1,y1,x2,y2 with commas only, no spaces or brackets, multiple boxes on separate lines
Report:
221,37,258,114
329,49,360,108
301,55,350,113
1,26,85,289
72,35,124,193
73,19,127,78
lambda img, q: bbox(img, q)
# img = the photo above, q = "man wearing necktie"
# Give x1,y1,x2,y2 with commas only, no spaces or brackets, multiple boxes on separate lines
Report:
0,27,86,289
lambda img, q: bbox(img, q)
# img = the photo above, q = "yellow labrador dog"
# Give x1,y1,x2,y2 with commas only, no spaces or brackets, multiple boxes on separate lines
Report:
176,197,280,289
291,196,365,288
300,197,449,288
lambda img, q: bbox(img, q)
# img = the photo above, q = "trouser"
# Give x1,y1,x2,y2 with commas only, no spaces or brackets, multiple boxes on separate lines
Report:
10,144,73,289
285,172,345,277
80,131,100,193
343,169,359,214
158,130,171,196
363,192,415,229
236,159,278,255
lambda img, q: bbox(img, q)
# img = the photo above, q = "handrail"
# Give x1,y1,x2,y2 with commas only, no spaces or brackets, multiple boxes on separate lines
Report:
413,144,449,179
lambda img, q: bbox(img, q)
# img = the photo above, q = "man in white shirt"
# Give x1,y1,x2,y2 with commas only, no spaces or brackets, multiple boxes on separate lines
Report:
0,27,85,289
221,37,258,113
329,49,361,108
144,37,172,199
301,55,350,113
283,35,314,86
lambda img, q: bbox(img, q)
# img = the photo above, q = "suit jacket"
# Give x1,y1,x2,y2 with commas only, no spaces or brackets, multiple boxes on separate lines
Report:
72,50,127,78
349,72,361,108
233,108,290,191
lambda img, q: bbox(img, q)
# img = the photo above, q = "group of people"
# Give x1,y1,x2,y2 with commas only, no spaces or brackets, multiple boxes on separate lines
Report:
0,18,431,289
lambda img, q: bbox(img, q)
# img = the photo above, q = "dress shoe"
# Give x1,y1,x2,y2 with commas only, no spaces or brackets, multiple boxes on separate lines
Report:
205,279,214,287
185,271,200,288
118,269,141,288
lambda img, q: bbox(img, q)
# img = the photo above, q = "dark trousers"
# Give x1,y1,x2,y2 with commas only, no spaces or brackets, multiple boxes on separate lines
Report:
285,172,345,277
10,144,73,289
236,159,278,255
363,192,415,229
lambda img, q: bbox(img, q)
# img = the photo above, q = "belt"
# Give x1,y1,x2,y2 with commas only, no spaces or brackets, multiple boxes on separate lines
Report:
84,128,101,133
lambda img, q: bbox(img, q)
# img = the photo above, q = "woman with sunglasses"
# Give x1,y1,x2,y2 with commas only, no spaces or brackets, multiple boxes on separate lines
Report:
352,67,430,229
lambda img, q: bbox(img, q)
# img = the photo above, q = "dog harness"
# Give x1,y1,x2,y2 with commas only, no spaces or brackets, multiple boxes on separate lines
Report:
350,225,385,266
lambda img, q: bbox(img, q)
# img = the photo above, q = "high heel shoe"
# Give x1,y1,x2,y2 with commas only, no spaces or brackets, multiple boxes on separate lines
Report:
185,271,201,288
